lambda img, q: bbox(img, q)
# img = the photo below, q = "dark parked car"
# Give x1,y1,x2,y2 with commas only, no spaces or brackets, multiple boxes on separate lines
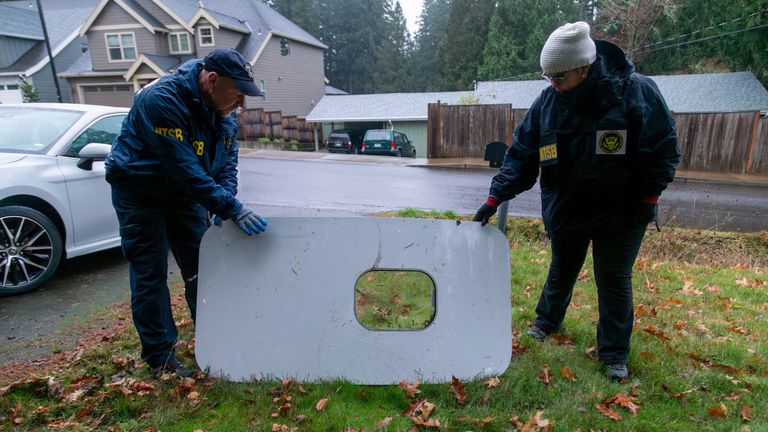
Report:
361,129,416,157
326,129,364,154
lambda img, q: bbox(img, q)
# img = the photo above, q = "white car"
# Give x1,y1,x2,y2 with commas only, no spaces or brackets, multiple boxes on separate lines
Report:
0,103,129,295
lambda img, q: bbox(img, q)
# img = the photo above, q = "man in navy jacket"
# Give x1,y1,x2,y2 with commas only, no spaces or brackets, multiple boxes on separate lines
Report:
474,22,680,380
106,49,266,377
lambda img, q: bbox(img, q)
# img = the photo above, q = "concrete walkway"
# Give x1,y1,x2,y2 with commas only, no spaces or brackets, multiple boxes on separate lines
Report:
239,149,768,186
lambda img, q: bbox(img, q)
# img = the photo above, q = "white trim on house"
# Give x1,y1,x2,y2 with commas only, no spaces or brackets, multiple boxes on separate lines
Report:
166,24,184,30
90,23,144,31
197,25,214,46
105,32,137,63
0,32,43,41
189,9,220,29
168,32,192,54
250,32,272,64
123,54,166,80
81,0,164,36
59,71,125,77
2,28,82,77
150,0,194,34
271,30,328,50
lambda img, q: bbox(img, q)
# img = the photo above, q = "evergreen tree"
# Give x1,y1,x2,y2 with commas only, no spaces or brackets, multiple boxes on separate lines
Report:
268,0,319,36
436,0,496,90
412,0,452,91
479,0,585,81
373,1,414,92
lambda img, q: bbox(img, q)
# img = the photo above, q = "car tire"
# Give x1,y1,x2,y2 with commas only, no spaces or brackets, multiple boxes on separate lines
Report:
0,206,63,296
397,149,403,157
412,149,417,158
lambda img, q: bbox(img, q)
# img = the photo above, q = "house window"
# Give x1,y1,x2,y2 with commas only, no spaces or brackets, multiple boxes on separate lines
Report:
198,26,214,46
169,33,192,54
106,33,136,62
280,38,291,56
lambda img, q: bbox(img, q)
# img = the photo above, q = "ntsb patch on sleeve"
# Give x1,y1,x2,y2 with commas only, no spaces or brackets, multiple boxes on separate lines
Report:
595,130,627,155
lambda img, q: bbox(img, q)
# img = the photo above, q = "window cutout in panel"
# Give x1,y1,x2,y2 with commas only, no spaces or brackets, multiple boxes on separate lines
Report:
355,270,435,330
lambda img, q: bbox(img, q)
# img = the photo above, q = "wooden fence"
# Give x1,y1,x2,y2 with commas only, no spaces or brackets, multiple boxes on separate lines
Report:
236,108,318,144
427,102,768,176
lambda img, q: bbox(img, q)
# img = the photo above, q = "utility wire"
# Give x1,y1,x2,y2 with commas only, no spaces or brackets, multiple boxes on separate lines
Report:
633,7,768,52
634,21,768,53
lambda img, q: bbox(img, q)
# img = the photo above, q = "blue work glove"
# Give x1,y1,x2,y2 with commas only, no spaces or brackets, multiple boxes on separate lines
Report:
232,206,268,235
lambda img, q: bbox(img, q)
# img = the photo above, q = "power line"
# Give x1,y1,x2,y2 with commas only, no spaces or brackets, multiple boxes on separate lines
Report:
633,7,768,53
634,21,768,54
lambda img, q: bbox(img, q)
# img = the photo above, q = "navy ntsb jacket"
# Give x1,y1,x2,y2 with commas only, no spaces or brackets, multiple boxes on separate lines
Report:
490,40,680,235
105,59,242,219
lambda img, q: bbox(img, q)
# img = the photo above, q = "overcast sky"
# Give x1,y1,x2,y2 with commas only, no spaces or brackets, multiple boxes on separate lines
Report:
400,0,424,36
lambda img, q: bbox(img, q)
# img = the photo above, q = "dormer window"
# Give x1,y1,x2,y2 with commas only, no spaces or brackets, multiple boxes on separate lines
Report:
198,26,214,46
106,33,136,62
280,38,291,56
169,33,192,54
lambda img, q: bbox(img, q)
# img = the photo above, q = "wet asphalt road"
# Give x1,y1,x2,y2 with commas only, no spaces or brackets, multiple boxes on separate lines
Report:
1,155,766,364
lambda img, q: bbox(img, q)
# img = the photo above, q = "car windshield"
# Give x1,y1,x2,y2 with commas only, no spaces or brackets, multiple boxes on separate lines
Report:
0,106,83,154
329,133,349,140
365,131,391,140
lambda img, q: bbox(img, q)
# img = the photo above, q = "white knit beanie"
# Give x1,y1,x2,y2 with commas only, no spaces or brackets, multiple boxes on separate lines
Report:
540,21,597,75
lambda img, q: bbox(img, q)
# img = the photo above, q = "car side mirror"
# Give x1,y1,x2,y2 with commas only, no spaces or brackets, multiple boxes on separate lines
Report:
77,143,112,170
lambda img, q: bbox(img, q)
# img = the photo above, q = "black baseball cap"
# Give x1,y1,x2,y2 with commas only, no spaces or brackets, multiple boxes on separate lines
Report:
203,48,262,97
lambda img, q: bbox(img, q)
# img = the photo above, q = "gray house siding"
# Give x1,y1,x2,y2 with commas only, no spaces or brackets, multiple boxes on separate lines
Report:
249,37,324,117
0,37,37,68
136,64,157,75
27,37,87,103
89,27,158,71
133,0,176,26
212,27,245,51
92,1,136,27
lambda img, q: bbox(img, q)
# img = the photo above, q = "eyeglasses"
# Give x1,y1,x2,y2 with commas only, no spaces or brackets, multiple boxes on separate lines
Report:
541,69,573,83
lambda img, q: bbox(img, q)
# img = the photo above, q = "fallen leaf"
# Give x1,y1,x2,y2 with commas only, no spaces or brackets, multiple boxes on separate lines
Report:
539,364,551,385
551,333,573,345
595,403,621,421
144,428,158,432
577,270,590,282
10,400,23,425
281,378,293,389
410,416,441,428
398,379,422,398
560,367,577,381
519,410,552,430
643,325,669,341
402,398,427,417
315,397,329,412
609,393,640,416
481,415,494,428
484,376,501,388
450,376,467,404
708,404,728,418
741,405,753,421
584,346,598,361
375,417,393,429
419,401,436,420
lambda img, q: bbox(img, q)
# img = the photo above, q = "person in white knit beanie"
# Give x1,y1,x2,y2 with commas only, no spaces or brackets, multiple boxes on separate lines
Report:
475,20,680,382
539,21,597,92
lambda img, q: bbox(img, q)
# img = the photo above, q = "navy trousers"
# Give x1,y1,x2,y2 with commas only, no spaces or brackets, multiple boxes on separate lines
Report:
111,185,207,368
533,227,646,365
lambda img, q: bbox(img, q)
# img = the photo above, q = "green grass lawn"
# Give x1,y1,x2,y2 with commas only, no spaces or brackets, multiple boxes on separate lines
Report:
1,210,766,431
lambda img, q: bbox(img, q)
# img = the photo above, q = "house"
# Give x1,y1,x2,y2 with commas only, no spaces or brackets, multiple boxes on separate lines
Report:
306,72,768,158
59,0,327,116
0,0,99,104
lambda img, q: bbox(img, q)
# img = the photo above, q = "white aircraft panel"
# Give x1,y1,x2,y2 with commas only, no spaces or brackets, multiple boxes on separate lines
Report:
195,217,511,384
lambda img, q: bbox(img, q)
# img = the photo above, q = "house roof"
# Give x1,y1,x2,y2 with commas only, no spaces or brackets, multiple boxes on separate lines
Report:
306,91,472,122
0,4,44,40
308,72,768,122
477,72,768,113
78,0,327,72
325,85,348,95
0,0,98,76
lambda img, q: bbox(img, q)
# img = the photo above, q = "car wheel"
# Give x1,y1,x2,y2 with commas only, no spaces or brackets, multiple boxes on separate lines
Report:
412,149,417,158
0,206,63,296
397,149,403,157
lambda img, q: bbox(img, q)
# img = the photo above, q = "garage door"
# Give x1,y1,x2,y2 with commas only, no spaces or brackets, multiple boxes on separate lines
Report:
0,84,22,104
82,84,134,107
